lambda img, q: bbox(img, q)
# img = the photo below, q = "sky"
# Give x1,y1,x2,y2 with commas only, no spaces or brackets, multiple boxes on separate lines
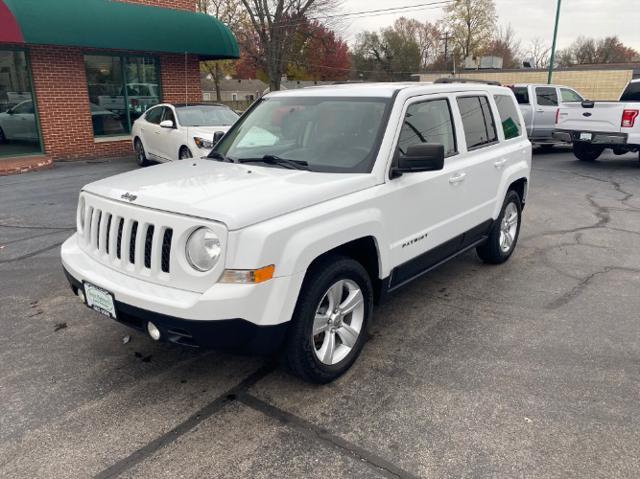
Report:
337,0,640,53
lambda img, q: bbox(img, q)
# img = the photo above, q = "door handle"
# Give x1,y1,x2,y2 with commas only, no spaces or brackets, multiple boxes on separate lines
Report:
494,159,507,169
449,172,466,184
536,109,544,112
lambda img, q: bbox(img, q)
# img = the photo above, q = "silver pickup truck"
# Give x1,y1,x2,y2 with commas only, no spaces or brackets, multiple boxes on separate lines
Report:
553,79,640,162
509,83,585,147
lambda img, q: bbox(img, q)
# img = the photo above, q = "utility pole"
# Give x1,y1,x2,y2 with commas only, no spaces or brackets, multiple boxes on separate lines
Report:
547,0,562,84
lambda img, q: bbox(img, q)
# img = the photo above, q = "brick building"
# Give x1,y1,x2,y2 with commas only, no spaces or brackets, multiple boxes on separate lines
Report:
0,0,238,166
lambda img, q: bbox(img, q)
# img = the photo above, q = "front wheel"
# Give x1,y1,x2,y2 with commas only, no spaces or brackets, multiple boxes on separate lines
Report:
285,256,373,384
573,142,604,162
477,190,522,264
134,139,150,167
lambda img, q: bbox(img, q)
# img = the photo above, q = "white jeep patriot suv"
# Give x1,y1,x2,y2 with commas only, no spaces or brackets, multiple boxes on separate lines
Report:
61,82,531,383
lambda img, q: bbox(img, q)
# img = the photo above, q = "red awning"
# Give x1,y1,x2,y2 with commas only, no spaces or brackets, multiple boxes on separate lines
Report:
0,0,23,43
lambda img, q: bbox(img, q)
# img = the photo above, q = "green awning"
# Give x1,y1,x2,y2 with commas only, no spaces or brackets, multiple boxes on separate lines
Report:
0,0,239,60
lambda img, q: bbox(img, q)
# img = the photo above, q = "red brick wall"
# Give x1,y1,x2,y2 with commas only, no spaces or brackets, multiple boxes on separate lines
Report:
160,54,203,104
118,0,196,11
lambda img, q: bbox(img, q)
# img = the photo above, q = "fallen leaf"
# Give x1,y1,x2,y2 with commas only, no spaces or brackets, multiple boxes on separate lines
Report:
54,322,67,332
122,335,131,344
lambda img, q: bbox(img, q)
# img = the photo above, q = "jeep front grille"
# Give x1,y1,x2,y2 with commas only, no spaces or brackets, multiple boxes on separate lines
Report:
82,206,173,275
78,192,226,293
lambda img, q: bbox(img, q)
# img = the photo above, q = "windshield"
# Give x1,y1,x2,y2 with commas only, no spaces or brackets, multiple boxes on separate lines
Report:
176,105,239,127
212,96,391,173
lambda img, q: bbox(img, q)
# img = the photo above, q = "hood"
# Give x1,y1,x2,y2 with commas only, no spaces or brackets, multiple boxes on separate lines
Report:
186,125,231,139
83,160,376,230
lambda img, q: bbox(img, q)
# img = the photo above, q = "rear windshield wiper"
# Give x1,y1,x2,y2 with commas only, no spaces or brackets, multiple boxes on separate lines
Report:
207,151,235,163
237,155,309,170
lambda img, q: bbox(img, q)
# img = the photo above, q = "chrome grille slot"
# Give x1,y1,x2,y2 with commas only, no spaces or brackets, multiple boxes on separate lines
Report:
78,192,226,293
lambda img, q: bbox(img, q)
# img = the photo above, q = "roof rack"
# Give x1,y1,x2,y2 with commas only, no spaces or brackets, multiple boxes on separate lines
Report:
434,77,502,86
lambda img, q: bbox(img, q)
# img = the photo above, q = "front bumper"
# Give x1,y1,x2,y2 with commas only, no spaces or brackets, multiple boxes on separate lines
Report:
61,234,304,353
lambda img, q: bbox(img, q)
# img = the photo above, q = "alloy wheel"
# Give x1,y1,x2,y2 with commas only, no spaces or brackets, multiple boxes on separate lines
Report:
312,279,365,366
499,202,519,253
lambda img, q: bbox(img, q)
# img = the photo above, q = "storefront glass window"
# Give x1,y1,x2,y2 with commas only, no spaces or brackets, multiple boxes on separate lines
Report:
0,50,42,158
85,55,160,137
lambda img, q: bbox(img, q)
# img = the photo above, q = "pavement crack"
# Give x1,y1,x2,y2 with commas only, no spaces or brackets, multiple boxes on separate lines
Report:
547,266,640,309
93,362,276,479
0,242,65,264
0,222,75,231
236,392,420,479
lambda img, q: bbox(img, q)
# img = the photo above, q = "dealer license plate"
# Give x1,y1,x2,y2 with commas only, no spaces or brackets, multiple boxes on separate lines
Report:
84,282,117,319
579,132,593,141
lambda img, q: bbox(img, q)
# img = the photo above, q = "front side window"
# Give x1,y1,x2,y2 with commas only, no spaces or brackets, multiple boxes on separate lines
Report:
535,87,559,106
145,106,164,124
176,105,239,127
85,55,160,137
457,96,498,150
494,95,523,140
561,88,583,103
398,98,456,157
12,101,34,114
214,96,391,173
512,87,529,105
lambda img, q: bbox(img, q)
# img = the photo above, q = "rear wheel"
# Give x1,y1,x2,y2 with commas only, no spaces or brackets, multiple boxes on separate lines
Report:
573,142,604,161
477,190,522,265
285,256,373,384
179,147,193,160
134,139,150,167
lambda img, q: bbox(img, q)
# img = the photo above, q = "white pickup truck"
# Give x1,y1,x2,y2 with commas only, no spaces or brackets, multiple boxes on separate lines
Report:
554,79,640,161
510,83,585,146
61,82,531,383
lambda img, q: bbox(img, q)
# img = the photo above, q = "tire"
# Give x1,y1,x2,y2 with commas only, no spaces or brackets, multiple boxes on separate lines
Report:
573,142,604,162
134,139,151,167
284,255,373,384
179,147,193,160
0,127,6,144
477,190,522,265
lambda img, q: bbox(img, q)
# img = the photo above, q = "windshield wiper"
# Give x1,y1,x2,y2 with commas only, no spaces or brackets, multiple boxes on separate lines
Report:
237,155,309,170
207,151,235,163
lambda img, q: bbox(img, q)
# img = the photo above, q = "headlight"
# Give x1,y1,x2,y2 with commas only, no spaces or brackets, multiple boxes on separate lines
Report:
194,137,215,149
185,227,221,272
77,196,86,233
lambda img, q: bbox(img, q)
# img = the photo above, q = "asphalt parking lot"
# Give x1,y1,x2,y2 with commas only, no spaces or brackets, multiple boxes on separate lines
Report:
1,148,639,478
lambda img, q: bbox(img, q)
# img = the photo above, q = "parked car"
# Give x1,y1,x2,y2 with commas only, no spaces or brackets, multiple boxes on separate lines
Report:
131,103,239,165
0,100,122,143
61,82,531,383
553,79,640,161
509,83,584,147
97,83,160,116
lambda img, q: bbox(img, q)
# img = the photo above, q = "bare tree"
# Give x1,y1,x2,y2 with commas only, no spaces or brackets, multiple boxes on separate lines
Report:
526,37,550,69
240,0,341,91
445,0,497,61
198,0,250,101
482,24,522,68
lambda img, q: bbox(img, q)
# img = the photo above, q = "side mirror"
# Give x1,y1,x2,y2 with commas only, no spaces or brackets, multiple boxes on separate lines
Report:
6,108,14,115
160,119,174,129
394,144,445,175
213,131,225,144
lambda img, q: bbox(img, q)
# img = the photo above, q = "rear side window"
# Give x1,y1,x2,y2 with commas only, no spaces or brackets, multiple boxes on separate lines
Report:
560,88,583,103
620,82,640,102
535,87,558,106
398,99,457,157
457,96,498,150
145,107,163,124
494,95,523,140
512,87,529,104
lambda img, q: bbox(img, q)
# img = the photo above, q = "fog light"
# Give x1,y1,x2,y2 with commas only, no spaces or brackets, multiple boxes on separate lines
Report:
77,288,86,304
147,322,161,341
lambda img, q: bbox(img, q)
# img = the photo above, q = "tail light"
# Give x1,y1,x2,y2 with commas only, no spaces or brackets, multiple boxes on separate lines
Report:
621,109,639,128
555,108,560,124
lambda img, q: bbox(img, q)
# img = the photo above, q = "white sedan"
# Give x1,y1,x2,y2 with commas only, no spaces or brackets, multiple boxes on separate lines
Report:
131,103,239,166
